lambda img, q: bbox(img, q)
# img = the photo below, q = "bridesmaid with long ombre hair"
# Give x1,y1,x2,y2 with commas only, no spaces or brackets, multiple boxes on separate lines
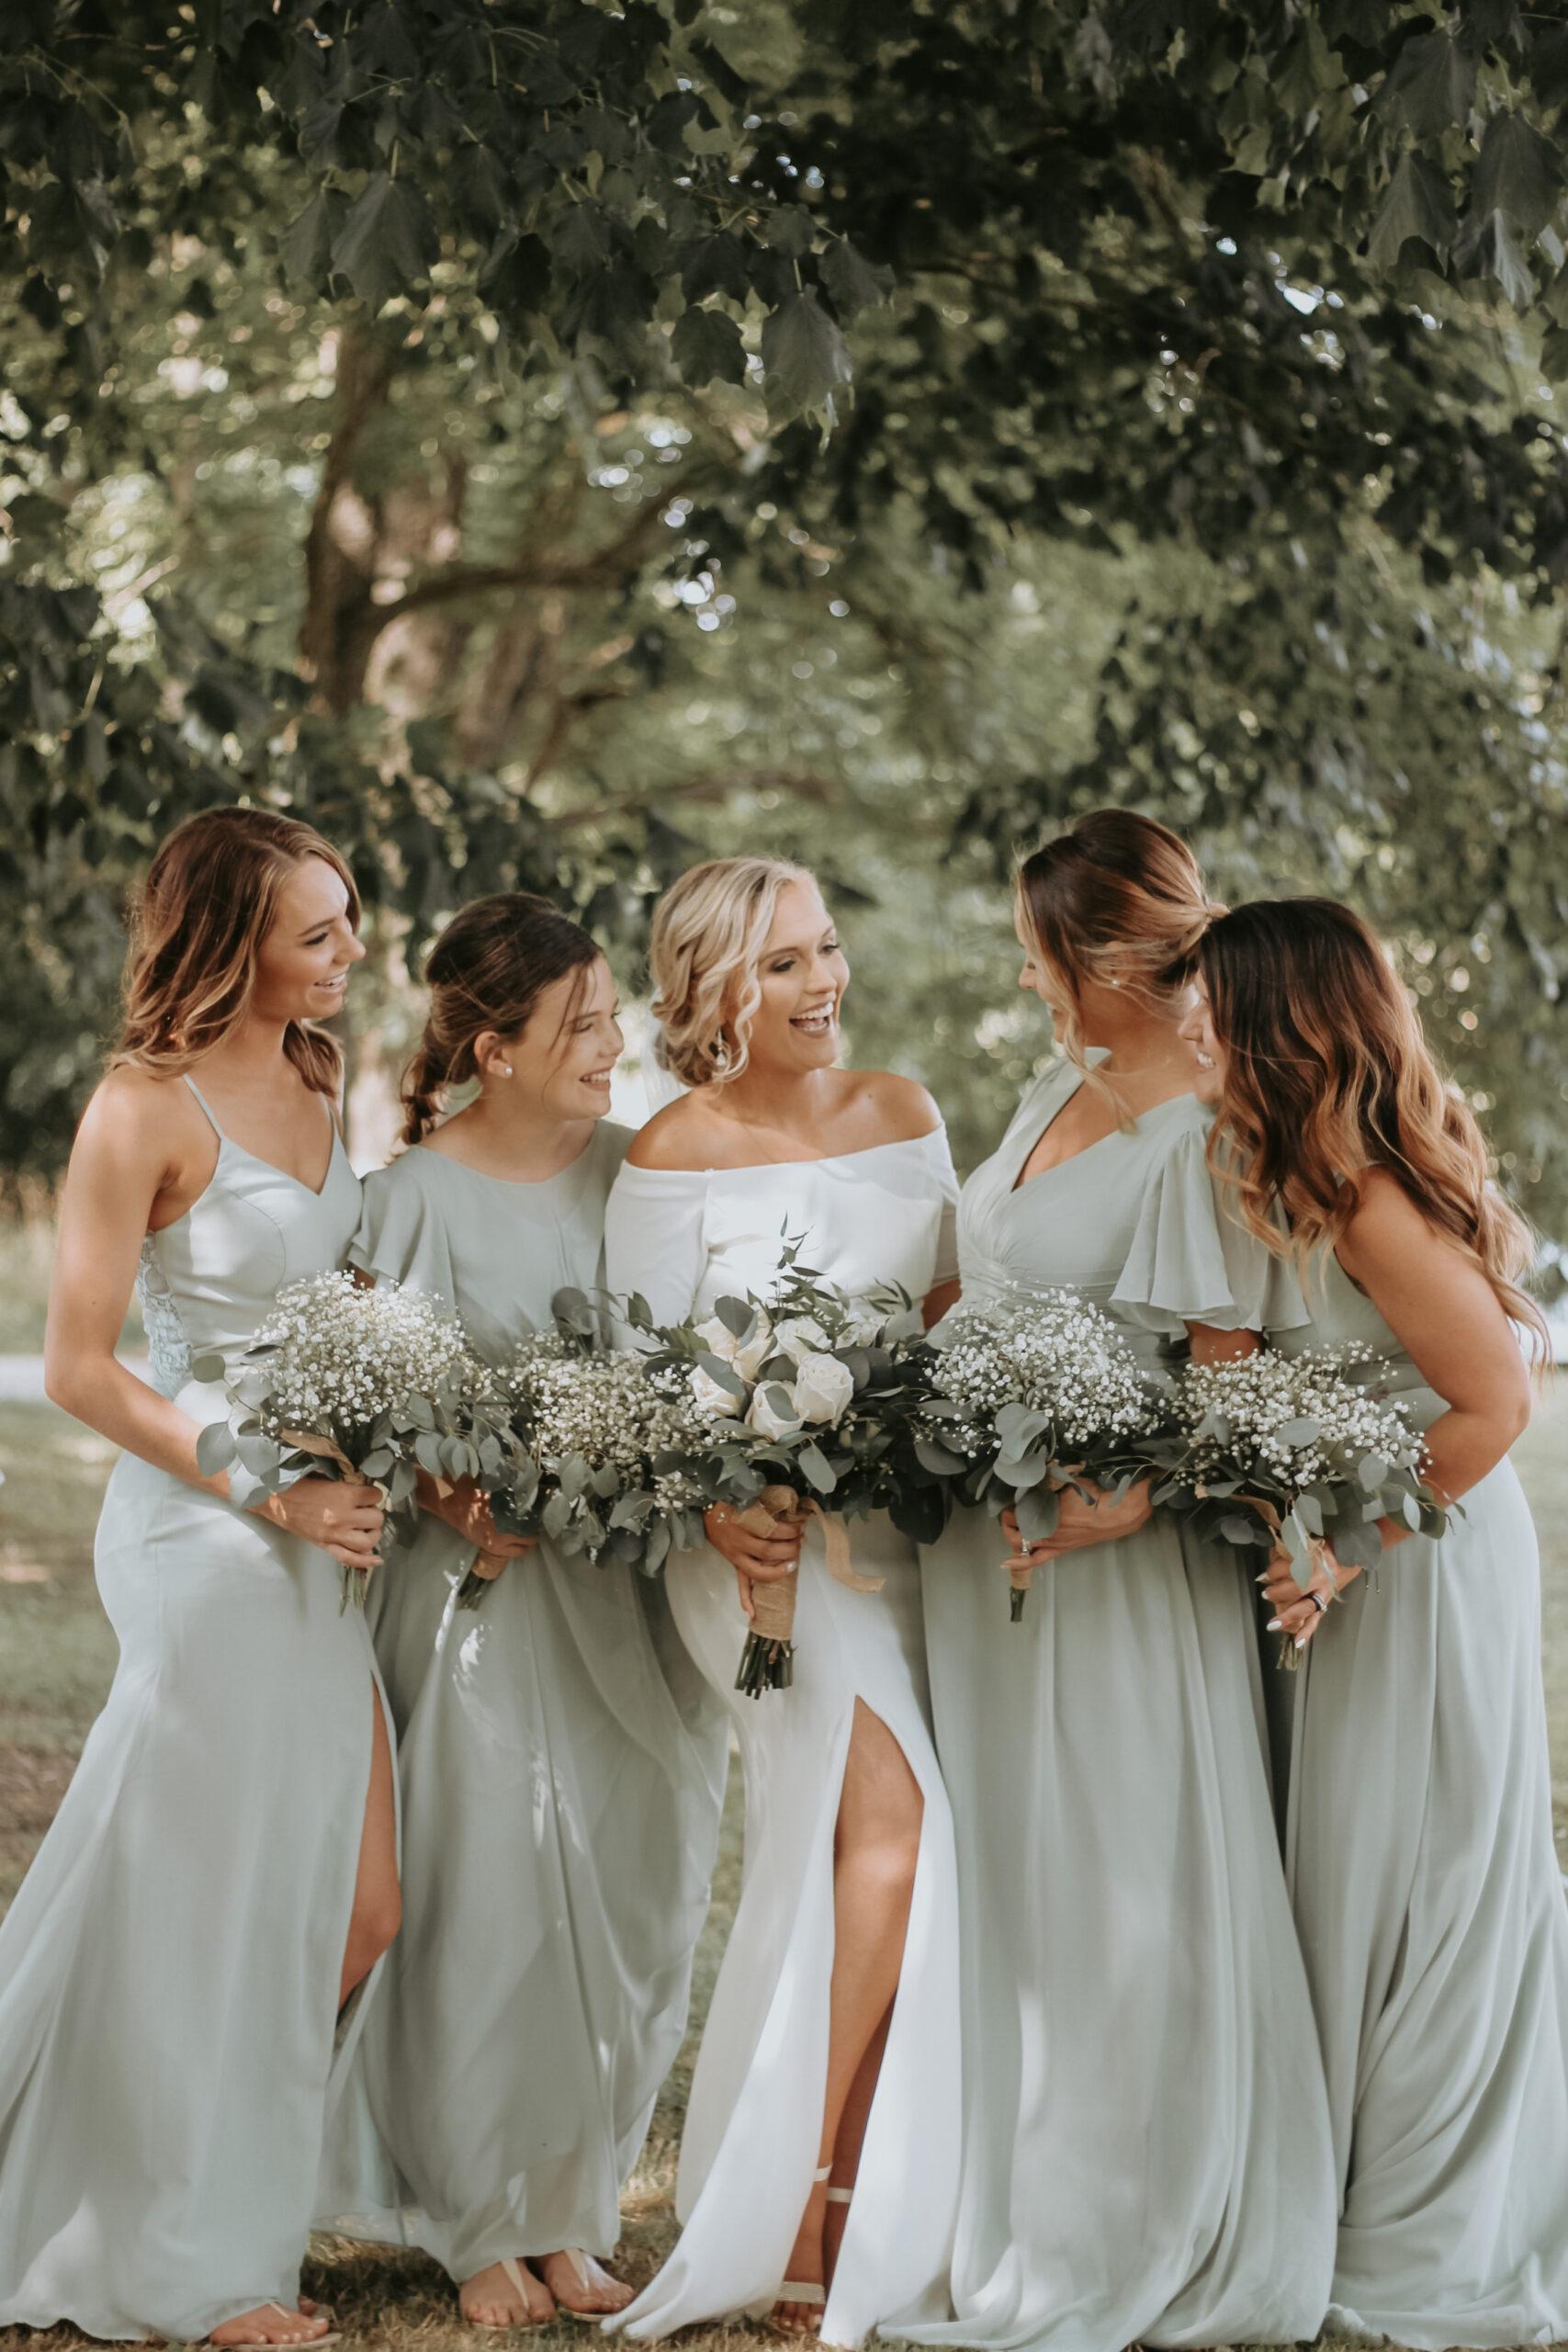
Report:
0,808,399,2348
320,895,726,2332
898,810,1337,2352
1182,898,1568,2348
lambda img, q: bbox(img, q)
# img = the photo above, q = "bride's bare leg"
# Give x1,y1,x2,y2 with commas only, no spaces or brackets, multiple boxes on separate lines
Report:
337,1682,400,2009
823,2003,891,2276
775,1702,922,2333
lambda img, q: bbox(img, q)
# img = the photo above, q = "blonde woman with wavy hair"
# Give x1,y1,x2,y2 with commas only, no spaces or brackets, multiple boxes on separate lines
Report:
0,808,400,2350
1182,898,1568,2347
603,858,964,2348
897,809,1337,2352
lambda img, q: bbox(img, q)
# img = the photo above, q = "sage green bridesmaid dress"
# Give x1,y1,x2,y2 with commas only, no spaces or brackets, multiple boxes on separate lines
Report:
1270,1247,1568,2347
319,1126,727,2288
0,1076,378,2344
897,1056,1337,2352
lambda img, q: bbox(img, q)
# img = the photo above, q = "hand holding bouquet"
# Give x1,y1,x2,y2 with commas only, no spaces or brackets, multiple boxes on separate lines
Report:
459,1295,710,1608
1147,1343,1450,1667
195,1271,485,1610
634,1239,943,1695
912,1289,1170,1620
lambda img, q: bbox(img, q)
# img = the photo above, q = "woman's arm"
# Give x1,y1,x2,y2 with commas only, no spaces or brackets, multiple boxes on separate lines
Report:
1266,1170,1531,1647
45,1074,383,1574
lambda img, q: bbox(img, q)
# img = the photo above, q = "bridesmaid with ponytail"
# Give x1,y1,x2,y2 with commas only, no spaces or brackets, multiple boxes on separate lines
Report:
1183,899,1568,2347
322,894,726,2330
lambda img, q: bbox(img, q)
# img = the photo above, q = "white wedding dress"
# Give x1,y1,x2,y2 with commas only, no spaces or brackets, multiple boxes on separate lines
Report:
603,1129,963,2348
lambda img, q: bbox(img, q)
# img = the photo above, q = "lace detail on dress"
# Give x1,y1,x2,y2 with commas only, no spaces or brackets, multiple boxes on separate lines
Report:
138,1233,193,1399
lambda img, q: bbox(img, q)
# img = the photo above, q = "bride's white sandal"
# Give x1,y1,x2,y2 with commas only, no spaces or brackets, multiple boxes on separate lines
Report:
541,2248,634,2320
773,2166,833,2334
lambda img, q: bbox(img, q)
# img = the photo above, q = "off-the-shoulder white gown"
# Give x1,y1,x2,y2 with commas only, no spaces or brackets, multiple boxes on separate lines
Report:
603,1128,963,2349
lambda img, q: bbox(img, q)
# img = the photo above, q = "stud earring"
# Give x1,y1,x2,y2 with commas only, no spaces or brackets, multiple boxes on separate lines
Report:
498,1063,514,1077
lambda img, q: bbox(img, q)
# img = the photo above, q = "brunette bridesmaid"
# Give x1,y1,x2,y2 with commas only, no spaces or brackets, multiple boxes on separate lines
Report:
321,896,725,2331
1184,897,1568,2348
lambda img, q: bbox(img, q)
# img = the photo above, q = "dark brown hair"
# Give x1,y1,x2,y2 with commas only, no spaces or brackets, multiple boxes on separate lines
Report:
1195,898,1546,1346
114,807,358,1096
400,893,602,1145
1017,809,1224,1074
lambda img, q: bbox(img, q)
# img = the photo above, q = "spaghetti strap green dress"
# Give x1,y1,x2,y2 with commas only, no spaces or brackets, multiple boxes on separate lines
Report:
1270,1245,1568,2347
0,1076,378,2344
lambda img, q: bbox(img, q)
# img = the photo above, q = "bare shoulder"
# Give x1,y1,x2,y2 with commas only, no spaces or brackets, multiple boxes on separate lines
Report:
1338,1166,1434,1269
77,1065,202,1163
846,1069,944,1147
626,1092,731,1171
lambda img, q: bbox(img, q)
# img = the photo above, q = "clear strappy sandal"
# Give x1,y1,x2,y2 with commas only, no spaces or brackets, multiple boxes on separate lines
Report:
773,2165,833,2335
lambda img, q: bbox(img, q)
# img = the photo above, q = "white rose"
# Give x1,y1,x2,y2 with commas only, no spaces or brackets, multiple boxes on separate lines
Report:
791,1349,855,1427
773,1314,831,1363
694,1311,774,1383
689,1364,739,1421
746,1381,802,1441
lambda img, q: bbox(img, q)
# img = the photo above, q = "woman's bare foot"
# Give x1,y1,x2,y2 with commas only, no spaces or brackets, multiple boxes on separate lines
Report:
460,2257,555,2330
209,2304,332,2347
536,2249,635,2315
773,2174,830,2335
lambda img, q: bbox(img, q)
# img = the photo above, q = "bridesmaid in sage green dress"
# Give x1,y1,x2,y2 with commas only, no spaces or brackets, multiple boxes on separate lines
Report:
1185,897,1568,2349
320,896,726,2332
0,809,397,2349
897,813,1336,2352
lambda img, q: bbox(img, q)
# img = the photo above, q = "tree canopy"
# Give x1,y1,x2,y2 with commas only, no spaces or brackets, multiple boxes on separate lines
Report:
3,2,1566,1239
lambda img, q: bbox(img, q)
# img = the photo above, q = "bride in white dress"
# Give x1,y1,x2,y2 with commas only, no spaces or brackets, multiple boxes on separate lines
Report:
604,859,962,2348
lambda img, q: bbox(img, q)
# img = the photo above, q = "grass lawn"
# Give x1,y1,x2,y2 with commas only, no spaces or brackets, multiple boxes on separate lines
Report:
2,1391,1565,2352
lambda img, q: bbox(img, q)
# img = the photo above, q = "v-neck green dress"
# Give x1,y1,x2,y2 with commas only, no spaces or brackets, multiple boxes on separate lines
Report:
897,1057,1337,2352
319,1127,727,2284
1269,1246,1568,2347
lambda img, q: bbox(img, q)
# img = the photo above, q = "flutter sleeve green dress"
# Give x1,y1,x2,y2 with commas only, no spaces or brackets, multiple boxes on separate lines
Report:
318,1125,728,2287
895,1057,1338,2352
1269,1245,1568,2348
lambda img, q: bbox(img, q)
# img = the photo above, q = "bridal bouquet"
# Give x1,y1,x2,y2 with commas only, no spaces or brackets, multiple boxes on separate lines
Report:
459,1299,711,1607
630,1240,942,1695
1146,1344,1450,1666
194,1270,484,1611
912,1289,1171,1620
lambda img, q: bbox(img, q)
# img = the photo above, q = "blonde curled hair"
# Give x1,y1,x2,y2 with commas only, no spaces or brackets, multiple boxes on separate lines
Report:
1017,808,1224,1082
649,857,815,1089
114,807,358,1097
1194,898,1549,1351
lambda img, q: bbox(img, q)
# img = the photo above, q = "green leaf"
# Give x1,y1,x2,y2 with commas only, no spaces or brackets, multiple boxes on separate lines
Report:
820,238,894,320
329,173,436,309
672,303,747,387
557,202,610,276
680,233,751,304
1456,209,1536,309
1473,112,1564,241
796,1440,836,1493
280,187,342,287
1275,1416,1325,1448
1378,31,1475,140
197,1420,237,1475
760,290,853,423
1367,153,1458,273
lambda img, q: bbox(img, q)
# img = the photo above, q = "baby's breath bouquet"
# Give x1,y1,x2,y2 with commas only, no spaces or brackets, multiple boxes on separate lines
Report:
912,1289,1173,1621
1146,1344,1450,1665
195,1270,486,1611
459,1294,711,1608
630,1239,945,1696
